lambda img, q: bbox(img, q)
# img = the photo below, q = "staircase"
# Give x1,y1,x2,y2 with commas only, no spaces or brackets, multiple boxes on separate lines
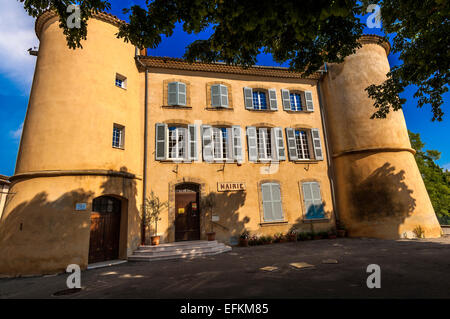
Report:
128,240,232,262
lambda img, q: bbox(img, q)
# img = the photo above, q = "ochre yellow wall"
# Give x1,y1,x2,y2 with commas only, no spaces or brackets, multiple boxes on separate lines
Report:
0,15,143,276
145,71,335,243
321,43,442,238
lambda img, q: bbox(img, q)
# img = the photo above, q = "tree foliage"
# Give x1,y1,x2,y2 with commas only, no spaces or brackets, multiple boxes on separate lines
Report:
20,0,449,121
409,131,450,224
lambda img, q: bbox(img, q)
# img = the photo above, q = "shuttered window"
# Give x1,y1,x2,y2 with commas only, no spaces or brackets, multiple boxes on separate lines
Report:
285,128,323,161
211,84,229,107
301,182,325,219
202,125,242,162
248,127,285,162
168,81,187,106
289,93,303,111
252,91,267,110
155,123,197,161
261,182,284,222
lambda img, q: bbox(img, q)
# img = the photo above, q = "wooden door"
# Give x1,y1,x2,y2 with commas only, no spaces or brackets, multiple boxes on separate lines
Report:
88,196,121,263
175,190,200,241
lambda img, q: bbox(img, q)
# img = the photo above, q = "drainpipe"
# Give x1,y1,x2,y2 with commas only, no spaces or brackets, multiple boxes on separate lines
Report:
135,48,148,245
316,63,340,226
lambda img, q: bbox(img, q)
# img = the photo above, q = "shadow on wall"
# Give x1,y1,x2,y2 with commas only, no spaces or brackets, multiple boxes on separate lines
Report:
348,162,417,238
0,166,140,276
289,201,335,235
202,191,248,243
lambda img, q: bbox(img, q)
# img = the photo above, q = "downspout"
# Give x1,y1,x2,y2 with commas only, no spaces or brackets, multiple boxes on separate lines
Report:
135,48,148,245
316,63,340,226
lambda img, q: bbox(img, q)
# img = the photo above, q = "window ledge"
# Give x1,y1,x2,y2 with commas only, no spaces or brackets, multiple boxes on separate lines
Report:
162,105,192,109
158,159,193,163
112,146,124,150
115,85,127,90
205,106,233,111
246,109,278,112
302,218,330,224
293,160,320,164
284,110,312,114
259,221,288,227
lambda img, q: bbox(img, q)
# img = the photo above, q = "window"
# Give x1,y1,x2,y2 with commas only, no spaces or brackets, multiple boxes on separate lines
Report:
301,182,325,220
211,84,229,107
281,89,314,111
202,125,243,163
285,128,323,161
247,127,285,162
112,124,124,149
289,93,303,111
155,123,197,161
244,87,278,110
115,73,127,89
168,127,187,160
168,81,187,106
295,130,310,159
252,91,267,110
261,182,284,222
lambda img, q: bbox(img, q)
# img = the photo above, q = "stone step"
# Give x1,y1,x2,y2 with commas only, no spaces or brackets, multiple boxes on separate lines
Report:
133,244,229,256
128,241,231,262
128,246,231,262
136,243,222,254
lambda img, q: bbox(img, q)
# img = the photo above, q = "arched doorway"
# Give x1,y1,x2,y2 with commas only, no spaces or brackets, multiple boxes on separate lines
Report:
88,196,122,263
175,183,200,241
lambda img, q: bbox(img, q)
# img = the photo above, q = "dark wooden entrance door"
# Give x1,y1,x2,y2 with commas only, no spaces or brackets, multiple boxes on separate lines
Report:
175,185,200,241
88,196,121,263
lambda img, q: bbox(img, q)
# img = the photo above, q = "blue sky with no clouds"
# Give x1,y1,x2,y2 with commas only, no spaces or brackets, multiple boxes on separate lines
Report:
0,1,448,176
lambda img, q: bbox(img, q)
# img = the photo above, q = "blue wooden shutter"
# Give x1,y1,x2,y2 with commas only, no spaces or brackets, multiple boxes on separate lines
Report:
202,125,213,162
232,125,243,162
305,91,314,111
311,128,324,160
220,85,229,107
168,82,178,105
285,128,298,160
246,126,258,162
188,124,197,161
178,82,186,106
211,84,221,107
155,123,167,160
281,89,291,110
244,87,253,109
268,88,278,110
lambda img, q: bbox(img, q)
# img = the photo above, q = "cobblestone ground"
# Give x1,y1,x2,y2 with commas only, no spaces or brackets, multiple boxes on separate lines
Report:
1,237,449,299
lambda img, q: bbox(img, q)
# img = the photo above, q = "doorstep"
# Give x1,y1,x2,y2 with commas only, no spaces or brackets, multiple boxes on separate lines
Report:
87,259,127,270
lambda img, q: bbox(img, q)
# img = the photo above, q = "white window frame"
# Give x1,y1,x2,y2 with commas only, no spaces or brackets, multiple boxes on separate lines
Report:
115,73,127,89
167,126,187,160
112,124,125,149
295,130,311,160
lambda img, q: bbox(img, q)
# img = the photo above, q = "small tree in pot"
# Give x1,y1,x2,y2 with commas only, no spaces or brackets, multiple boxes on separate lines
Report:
143,191,168,245
201,193,216,241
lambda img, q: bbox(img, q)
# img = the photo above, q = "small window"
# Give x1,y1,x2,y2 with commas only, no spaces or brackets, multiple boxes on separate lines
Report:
112,124,125,149
289,93,303,111
168,126,187,160
168,81,187,106
211,84,229,107
302,182,325,220
115,73,127,89
295,130,311,159
261,182,284,222
252,91,267,110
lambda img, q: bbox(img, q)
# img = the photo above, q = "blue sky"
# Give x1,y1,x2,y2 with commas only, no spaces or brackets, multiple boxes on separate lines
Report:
0,1,448,176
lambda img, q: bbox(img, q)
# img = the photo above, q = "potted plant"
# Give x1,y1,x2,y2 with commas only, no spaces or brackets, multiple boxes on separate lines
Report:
239,230,250,247
286,230,297,242
143,191,168,246
201,193,216,241
274,232,285,243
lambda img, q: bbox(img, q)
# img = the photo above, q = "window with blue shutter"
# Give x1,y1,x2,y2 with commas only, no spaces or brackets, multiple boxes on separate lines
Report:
301,182,325,219
261,182,284,222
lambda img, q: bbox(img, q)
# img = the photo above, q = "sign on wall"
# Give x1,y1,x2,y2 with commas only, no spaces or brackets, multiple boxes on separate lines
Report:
75,203,87,211
217,182,246,192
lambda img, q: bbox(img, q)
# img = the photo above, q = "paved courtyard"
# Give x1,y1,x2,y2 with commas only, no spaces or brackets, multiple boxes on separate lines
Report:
1,237,449,299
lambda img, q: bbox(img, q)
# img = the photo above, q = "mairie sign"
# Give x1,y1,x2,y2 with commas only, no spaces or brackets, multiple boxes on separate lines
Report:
217,182,246,192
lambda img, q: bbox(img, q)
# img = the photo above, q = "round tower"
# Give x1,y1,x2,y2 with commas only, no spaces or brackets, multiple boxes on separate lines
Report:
0,12,143,276
321,35,442,239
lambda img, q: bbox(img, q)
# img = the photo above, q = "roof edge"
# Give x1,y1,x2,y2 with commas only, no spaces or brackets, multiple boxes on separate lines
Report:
359,34,391,56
